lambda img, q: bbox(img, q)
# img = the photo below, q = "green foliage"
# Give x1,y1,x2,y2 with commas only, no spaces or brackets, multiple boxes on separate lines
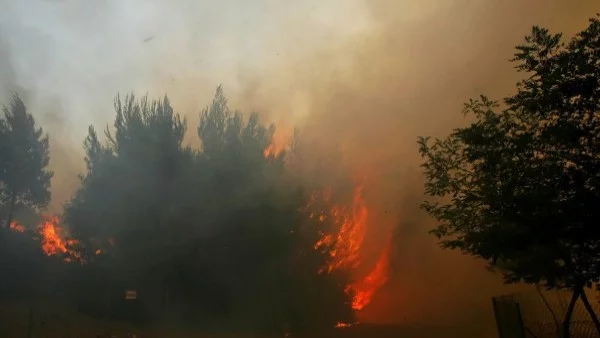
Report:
419,18,600,336
418,16,600,291
0,95,53,227
64,86,354,332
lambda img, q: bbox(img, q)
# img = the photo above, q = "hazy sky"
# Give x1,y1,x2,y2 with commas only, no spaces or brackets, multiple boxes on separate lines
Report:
0,0,379,207
0,0,373,141
2,1,600,335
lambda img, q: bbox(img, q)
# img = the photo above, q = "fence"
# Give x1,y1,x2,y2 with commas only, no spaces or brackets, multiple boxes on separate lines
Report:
493,288,600,338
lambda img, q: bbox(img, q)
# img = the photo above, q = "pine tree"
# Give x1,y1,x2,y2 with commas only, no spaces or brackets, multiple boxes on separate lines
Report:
0,95,53,228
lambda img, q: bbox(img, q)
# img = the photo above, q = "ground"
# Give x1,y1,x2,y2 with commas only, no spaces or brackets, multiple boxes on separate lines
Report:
0,302,497,338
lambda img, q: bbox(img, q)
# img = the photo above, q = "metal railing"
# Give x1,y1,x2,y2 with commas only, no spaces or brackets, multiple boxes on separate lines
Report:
493,288,600,338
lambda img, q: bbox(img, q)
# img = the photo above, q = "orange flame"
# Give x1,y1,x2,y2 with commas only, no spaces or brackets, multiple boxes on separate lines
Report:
335,321,356,329
263,123,292,158
314,185,368,274
8,220,25,233
263,144,280,158
350,238,391,310
38,216,82,263
263,124,391,311
310,182,391,311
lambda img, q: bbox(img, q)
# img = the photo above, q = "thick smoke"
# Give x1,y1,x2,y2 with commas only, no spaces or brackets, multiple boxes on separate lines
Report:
227,1,600,332
1,0,599,336
285,1,599,334
0,0,372,210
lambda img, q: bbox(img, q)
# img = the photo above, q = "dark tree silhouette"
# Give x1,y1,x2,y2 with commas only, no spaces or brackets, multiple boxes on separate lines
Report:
64,87,354,333
65,94,190,292
0,95,53,229
418,16,600,338
192,85,354,332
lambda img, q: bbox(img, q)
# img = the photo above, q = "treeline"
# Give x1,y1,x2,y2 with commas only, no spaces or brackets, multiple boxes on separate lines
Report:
0,86,355,333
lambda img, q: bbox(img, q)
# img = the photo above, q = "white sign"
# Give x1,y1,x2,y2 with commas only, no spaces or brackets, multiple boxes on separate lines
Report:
125,289,137,300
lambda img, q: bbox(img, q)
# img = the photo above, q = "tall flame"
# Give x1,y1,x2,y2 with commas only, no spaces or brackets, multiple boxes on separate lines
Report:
310,183,391,311
314,185,368,274
350,237,392,310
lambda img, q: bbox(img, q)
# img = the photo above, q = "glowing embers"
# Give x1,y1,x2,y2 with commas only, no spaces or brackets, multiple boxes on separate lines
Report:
8,220,25,232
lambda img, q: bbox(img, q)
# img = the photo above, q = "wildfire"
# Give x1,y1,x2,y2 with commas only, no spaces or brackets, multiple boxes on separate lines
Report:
314,185,368,274
263,123,293,158
263,144,280,158
310,182,391,311
7,216,85,263
335,322,356,329
350,238,392,310
38,215,82,263
9,220,25,233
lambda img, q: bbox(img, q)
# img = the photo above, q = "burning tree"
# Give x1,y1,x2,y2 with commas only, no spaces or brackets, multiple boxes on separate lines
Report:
418,16,600,338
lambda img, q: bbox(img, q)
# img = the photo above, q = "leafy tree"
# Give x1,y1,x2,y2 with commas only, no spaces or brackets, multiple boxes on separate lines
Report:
418,16,600,338
0,95,53,229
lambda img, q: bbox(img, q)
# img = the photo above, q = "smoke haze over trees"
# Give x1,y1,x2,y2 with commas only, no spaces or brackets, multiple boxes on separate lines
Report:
1,87,356,333
1,1,600,337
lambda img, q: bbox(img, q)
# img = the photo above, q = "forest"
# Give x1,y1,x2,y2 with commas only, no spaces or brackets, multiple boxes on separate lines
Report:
0,86,373,334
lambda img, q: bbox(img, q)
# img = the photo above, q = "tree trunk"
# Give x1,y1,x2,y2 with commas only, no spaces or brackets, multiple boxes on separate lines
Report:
562,288,581,338
26,305,34,338
579,288,600,336
3,193,16,228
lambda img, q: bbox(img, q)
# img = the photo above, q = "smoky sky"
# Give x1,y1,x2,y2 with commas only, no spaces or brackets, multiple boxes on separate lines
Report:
1,0,599,336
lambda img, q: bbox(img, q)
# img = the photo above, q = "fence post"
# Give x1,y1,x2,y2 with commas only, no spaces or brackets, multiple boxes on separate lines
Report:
492,297,505,338
26,305,33,338
492,296,527,338
515,302,527,338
